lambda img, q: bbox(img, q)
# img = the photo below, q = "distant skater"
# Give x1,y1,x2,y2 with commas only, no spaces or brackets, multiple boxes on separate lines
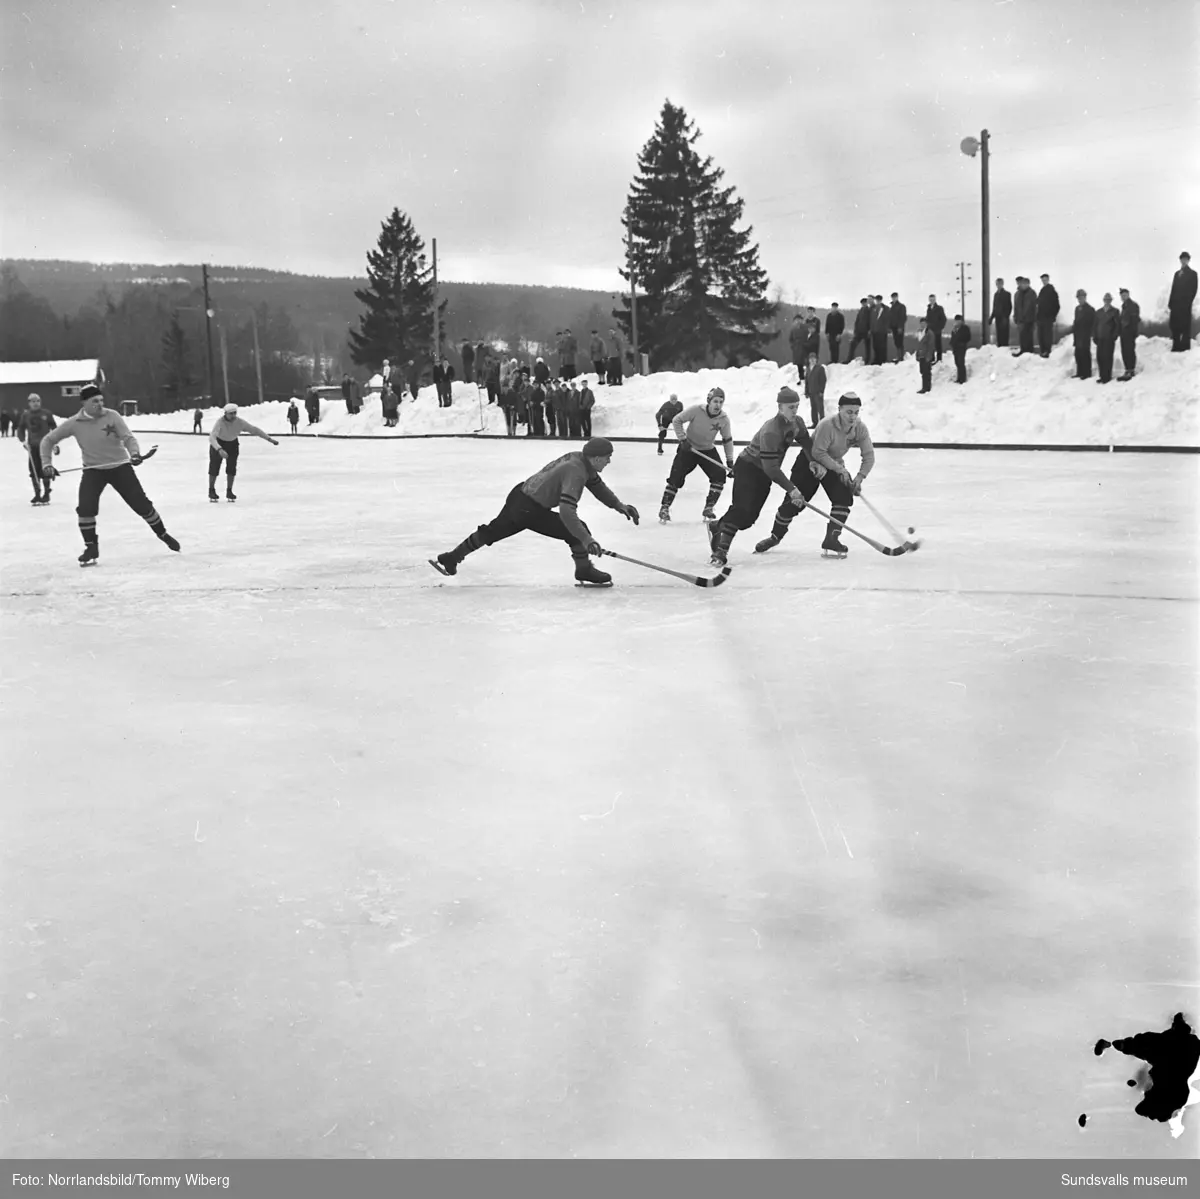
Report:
208,403,279,501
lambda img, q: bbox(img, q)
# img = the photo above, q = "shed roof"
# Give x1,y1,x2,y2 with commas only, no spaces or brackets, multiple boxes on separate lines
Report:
0,360,100,385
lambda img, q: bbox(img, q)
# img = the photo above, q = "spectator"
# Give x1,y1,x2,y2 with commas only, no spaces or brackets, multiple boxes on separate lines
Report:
848,298,872,363
804,351,826,428
287,399,300,433
514,376,531,433
579,379,595,438
1117,288,1141,381
589,330,607,381
192,406,203,434
500,378,519,437
888,292,907,359
825,302,845,364
1036,273,1060,358
925,294,947,362
1072,289,1096,379
607,328,625,384
432,357,455,407
381,382,399,426
305,386,320,425
915,317,935,394
542,382,559,438
404,360,419,401
1168,251,1197,352
990,278,1012,347
804,307,822,364
1013,277,1036,356
565,382,583,438
561,328,578,380
533,356,551,387
499,357,515,392
475,342,488,378
949,314,972,384
527,383,546,437
869,296,890,365
461,339,476,385
1093,293,1119,384
788,313,809,379
341,372,354,411
485,357,501,405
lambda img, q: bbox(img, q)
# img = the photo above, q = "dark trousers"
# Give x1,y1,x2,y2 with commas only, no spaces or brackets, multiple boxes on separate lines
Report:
462,363,474,385
581,410,592,438
529,406,545,436
470,484,589,555
715,457,774,532
1017,322,1034,354
503,407,518,436
288,419,298,433
827,335,841,363
661,443,727,510
592,358,606,378
933,331,944,362
486,381,499,405
1037,319,1055,356
1169,311,1193,351
1073,339,1092,378
808,391,825,428
871,332,889,365
994,316,1010,346
77,463,164,545
952,349,967,383
918,360,932,392
27,446,49,495
891,327,904,356
847,333,870,362
567,413,582,438
793,354,807,381
209,440,240,482
1120,331,1137,374
560,362,576,381
606,355,622,385
192,416,202,432
557,411,569,438
1096,337,1116,382
767,458,855,543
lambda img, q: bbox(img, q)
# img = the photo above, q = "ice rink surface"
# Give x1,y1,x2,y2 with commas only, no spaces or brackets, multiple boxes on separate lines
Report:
2,432,1197,1158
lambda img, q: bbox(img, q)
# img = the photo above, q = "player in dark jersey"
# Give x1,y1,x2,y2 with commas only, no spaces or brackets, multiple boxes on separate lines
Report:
655,395,684,454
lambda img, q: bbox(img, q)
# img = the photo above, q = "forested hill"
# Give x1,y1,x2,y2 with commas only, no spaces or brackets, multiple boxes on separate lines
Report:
3,259,632,358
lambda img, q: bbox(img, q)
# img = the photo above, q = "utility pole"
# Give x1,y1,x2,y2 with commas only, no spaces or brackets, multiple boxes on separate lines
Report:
219,325,230,406
432,237,439,364
960,129,991,343
954,262,973,325
202,264,217,403
627,226,639,376
251,310,264,406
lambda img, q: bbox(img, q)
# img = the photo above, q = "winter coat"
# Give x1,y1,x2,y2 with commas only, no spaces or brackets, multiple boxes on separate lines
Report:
825,309,845,337
804,363,827,402
991,288,1012,321
563,390,582,417
1169,265,1198,314
533,360,551,386
888,301,907,331
869,305,890,335
1120,298,1141,334
788,322,808,358
1093,307,1120,343
1013,288,1036,325
852,305,871,337
925,303,947,333
950,323,972,352
562,334,578,361
487,360,501,387
915,328,936,362
461,342,475,366
579,386,595,411
589,335,606,359
1036,284,1060,321
1072,303,1096,342
805,317,821,350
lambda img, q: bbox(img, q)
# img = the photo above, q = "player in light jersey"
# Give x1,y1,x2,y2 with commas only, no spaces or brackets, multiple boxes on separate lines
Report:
657,387,735,523
208,403,279,501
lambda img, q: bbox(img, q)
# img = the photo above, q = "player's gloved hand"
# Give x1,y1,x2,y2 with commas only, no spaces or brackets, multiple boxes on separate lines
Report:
850,476,864,495
42,464,59,479
219,448,228,459
808,460,827,479
269,438,280,446
620,504,640,525
130,453,144,466
584,538,603,556
787,487,805,508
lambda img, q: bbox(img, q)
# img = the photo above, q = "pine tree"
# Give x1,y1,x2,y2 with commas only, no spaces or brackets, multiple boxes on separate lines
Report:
348,208,446,372
614,101,777,370
161,311,192,398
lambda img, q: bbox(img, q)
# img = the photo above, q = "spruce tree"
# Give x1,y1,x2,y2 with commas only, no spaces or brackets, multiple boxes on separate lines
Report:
161,311,192,398
349,208,445,371
614,100,777,370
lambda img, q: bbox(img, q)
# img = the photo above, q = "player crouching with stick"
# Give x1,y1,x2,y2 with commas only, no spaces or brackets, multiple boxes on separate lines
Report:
708,386,825,566
755,391,874,558
39,384,180,567
430,437,640,587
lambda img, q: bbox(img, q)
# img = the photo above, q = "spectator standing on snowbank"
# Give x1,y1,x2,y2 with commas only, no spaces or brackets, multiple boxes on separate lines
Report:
305,386,320,425
789,313,808,378
804,351,826,428
949,314,972,384
804,307,821,365
1013,277,1037,355
589,331,607,380
848,298,872,363
1168,251,1197,352
1093,293,1119,384
1117,289,1141,381
888,293,907,359
925,295,947,363
461,340,476,385
990,279,1012,347
433,357,455,407
915,318,936,394
1036,274,1060,358
870,297,890,365
485,357,501,406
607,328,625,385
579,381,595,439
560,329,578,380
825,303,845,364
1072,290,1096,379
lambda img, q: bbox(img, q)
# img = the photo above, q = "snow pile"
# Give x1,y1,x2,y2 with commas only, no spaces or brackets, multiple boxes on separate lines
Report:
135,336,1199,446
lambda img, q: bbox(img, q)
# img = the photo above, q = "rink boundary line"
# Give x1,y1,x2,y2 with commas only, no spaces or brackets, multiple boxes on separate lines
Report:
4,583,1195,603
127,429,1200,453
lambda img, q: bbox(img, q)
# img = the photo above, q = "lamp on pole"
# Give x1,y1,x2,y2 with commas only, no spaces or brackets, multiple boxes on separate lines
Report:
960,129,990,344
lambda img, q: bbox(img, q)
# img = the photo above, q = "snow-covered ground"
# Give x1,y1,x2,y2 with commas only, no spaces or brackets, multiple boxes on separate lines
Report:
147,335,1198,447
1,357,1197,1158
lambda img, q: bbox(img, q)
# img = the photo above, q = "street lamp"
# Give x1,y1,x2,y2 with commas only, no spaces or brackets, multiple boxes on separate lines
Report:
960,130,991,344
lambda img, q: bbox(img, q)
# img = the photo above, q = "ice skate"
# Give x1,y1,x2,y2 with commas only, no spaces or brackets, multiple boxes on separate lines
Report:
701,505,716,522
821,530,849,559
78,545,99,568
226,490,237,502
159,533,181,552
754,533,780,554
31,494,46,505
574,560,613,587
209,487,219,502
658,505,671,523
429,553,459,577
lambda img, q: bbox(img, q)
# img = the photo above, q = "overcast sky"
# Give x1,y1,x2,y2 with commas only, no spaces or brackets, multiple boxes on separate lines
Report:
3,0,1196,316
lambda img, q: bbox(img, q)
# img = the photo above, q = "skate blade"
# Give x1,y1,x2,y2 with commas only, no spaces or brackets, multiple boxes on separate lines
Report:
575,580,614,587
428,558,453,577
821,550,848,559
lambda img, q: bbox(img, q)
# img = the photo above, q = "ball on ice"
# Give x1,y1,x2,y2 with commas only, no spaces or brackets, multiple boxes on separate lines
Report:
908,526,916,535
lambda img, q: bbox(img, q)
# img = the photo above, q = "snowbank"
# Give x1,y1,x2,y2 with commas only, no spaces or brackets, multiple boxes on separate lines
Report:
135,336,1199,447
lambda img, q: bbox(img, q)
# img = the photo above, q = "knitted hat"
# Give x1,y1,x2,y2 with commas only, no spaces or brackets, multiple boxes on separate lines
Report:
80,384,103,402
777,386,800,405
707,386,725,401
224,403,238,415
582,437,614,458
838,392,862,407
